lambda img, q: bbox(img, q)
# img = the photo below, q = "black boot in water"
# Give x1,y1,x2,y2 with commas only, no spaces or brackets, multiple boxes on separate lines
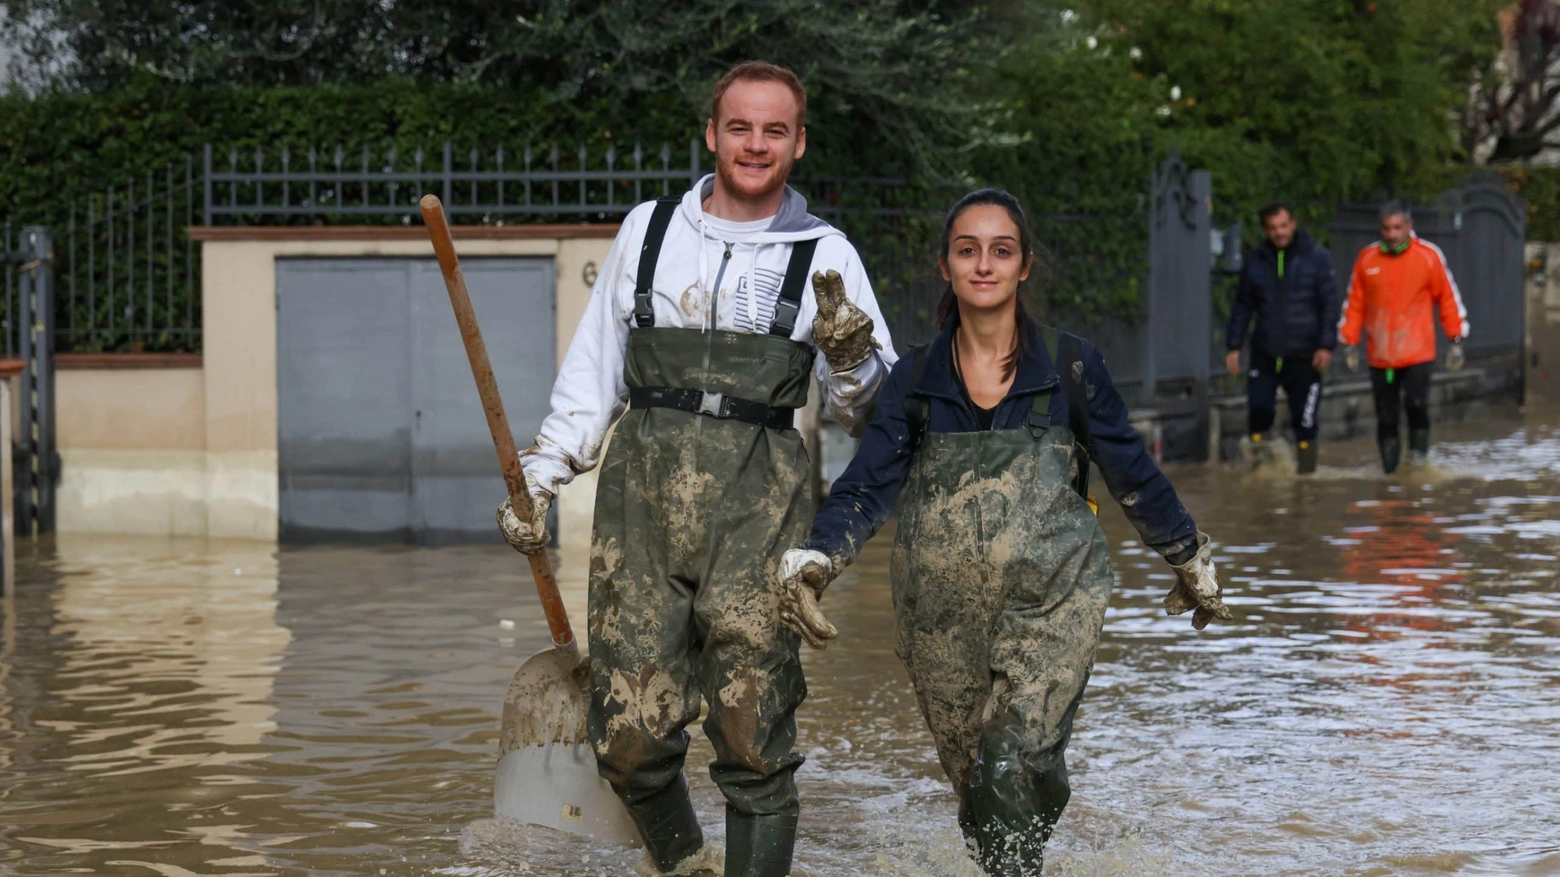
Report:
1297,439,1318,475
959,745,1068,877
723,807,797,877
1378,433,1403,474
1408,427,1431,467
623,776,705,873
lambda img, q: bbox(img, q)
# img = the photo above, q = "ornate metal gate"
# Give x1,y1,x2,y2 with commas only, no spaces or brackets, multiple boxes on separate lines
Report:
1144,151,1214,459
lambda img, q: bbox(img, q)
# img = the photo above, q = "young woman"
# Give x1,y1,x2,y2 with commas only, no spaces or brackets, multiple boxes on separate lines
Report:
773,189,1231,876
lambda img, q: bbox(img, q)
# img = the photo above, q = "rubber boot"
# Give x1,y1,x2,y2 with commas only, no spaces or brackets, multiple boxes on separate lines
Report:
1296,439,1318,475
1378,433,1402,475
1246,431,1273,469
959,748,1067,877
1407,427,1430,468
723,806,797,877
624,776,706,873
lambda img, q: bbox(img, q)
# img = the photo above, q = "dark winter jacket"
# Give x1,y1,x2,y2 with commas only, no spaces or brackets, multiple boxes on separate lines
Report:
804,320,1200,567
1226,229,1341,357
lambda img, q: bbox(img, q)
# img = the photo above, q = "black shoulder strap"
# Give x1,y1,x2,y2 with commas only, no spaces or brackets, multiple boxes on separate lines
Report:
769,238,819,336
633,197,679,328
1023,332,1054,439
1046,325,1092,498
903,344,932,450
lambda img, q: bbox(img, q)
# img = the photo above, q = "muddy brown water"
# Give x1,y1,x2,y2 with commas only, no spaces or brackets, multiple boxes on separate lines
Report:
3,407,1559,876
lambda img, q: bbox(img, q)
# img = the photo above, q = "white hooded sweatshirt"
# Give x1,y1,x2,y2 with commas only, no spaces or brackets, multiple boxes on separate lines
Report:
522,175,898,495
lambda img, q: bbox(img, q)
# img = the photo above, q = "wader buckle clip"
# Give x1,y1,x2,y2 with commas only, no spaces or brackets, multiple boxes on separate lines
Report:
1023,411,1051,441
697,391,729,418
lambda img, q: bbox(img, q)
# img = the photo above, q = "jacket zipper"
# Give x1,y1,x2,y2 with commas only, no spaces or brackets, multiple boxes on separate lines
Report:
925,378,1061,431
709,242,733,331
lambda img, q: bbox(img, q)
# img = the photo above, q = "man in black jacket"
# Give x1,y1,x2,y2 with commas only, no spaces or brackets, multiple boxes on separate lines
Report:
1225,203,1341,474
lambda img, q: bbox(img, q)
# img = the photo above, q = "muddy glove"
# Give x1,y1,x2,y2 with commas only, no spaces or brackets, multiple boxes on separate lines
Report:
778,548,839,650
1344,346,1360,372
811,269,881,374
495,468,554,555
1162,532,1233,630
1446,338,1465,372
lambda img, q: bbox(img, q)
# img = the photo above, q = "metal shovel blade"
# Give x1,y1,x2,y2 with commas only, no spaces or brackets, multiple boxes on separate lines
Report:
495,742,642,847
494,643,640,847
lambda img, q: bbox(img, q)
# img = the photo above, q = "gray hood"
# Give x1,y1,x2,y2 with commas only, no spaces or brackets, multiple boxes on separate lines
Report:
678,174,841,242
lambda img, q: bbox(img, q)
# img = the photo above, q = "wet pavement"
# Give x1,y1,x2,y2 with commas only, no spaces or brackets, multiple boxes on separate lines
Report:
2,406,1559,876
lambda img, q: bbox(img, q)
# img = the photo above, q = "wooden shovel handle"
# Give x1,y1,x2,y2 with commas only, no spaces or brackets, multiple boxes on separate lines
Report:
419,195,574,649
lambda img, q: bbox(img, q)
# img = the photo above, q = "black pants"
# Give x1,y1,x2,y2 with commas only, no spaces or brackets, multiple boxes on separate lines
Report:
1370,361,1433,440
1248,350,1323,441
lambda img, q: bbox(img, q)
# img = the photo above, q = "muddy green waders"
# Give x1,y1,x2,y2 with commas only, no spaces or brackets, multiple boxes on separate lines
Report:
585,199,819,876
891,335,1115,877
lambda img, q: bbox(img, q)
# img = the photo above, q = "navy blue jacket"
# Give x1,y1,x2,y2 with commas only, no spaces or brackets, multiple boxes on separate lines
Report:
805,321,1200,566
1227,229,1341,357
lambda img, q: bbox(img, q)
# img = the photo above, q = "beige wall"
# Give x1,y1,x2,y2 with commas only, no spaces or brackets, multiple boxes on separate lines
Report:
58,229,616,541
550,238,614,538
57,366,208,536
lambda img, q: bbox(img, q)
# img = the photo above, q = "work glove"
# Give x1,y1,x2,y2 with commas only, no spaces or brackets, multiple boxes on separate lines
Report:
1163,532,1233,630
495,467,554,555
1344,346,1360,372
1446,339,1465,372
778,548,839,650
811,269,881,374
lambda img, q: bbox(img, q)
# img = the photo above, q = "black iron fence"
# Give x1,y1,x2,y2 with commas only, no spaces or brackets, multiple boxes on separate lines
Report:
202,141,703,225
3,140,708,354
3,139,1161,359
9,145,1525,432
0,144,1535,543
3,161,202,355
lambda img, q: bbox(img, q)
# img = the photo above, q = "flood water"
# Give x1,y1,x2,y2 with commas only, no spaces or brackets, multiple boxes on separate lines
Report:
3,406,1559,877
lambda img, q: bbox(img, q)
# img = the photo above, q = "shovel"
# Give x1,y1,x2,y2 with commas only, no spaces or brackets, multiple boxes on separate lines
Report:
419,195,639,847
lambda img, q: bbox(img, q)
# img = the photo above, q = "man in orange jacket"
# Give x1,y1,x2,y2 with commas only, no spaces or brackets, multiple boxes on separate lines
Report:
1338,201,1469,473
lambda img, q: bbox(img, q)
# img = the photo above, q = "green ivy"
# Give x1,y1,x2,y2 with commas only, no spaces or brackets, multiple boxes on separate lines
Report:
1499,167,1560,243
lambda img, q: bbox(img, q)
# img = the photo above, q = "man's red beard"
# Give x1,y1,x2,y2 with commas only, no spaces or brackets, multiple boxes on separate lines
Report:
715,148,795,202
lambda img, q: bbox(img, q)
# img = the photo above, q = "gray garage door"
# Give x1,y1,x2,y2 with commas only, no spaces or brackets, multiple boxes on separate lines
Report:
277,257,556,544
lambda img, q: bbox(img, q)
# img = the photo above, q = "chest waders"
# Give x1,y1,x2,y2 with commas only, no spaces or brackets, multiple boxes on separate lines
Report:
585,198,819,877
894,330,1115,877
